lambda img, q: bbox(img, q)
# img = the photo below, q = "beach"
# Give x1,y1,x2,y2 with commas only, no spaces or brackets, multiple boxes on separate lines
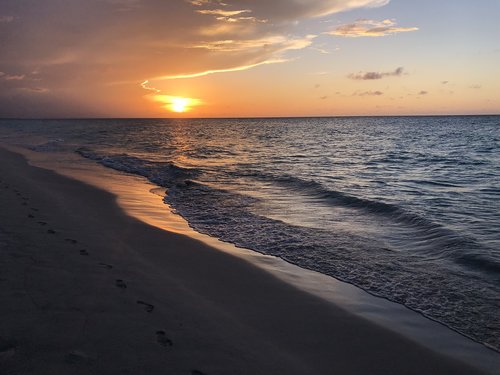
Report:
0,146,493,374
1,0,498,371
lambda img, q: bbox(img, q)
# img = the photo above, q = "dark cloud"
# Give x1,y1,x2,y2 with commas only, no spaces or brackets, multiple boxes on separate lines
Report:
348,67,404,80
355,90,384,96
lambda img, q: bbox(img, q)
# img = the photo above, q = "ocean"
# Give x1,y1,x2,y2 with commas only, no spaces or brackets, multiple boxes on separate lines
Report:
1,115,499,351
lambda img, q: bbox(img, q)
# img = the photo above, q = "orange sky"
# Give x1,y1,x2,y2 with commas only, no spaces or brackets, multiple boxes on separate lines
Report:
0,0,499,118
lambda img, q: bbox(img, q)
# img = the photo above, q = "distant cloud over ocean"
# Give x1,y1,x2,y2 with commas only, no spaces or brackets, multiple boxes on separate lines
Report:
348,67,404,80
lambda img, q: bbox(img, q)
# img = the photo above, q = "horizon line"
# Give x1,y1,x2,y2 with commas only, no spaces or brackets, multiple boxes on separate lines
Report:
1,113,499,121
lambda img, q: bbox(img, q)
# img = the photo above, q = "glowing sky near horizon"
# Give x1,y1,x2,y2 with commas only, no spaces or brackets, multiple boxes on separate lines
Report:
0,0,499,118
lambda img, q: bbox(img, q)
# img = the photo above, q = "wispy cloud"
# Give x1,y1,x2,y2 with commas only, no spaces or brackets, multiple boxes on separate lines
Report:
18,87,50,93
196,8,267,24
155,58,288,80
192,34,315,52
190,0,390,21
329,19,418,37
197,9,251,17
192,36,282,52
5,74,25,81
0,72,26,81
418,90,428,95
310,44,339,54
187,0,227,6
140,80,160,93
348,67,404,80
154,32,315,83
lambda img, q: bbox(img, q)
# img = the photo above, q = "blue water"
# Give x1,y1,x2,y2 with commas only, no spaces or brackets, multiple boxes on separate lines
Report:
1,116,499,350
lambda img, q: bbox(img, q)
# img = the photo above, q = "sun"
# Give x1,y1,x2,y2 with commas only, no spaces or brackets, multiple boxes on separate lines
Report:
148,94,202,114
171,97,189,113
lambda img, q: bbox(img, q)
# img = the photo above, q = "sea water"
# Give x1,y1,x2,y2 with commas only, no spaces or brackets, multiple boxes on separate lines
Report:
1,116,498,350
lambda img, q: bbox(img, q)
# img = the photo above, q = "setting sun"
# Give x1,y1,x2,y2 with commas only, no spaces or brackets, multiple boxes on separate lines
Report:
171,97,189,113
148,94,202,114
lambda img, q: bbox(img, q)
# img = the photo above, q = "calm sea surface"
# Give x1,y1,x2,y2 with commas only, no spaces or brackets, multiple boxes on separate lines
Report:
1,116,499,350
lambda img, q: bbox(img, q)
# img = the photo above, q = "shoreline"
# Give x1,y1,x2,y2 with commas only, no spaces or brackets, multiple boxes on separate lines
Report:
0,145,496,374
11,143,500,367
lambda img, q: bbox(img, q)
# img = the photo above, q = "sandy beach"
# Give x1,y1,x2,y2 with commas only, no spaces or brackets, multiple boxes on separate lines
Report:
0,146,491,374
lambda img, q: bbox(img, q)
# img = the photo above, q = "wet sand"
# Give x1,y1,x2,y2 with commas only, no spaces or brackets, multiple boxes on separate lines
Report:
0,146,489,374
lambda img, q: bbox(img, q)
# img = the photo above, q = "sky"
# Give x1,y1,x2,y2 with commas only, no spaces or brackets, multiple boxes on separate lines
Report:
0,0,499,118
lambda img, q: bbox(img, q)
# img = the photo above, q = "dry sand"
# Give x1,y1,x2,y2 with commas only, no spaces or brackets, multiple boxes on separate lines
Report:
0,146,490,374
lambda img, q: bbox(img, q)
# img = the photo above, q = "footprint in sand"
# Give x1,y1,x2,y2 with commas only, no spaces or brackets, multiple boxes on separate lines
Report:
98,262,113,269
155,331,173,348
37,221,47,226
137,300,154,313
28,214,35,219
47,229,56,234
79,249,89,256
115,279,127,289
30,208,39,212
65,238,78,244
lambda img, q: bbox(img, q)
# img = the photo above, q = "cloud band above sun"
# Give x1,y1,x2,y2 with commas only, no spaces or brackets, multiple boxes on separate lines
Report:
153,59,289,80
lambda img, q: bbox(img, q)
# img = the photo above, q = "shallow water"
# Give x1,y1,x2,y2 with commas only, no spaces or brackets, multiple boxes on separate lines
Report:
1,116,499,350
